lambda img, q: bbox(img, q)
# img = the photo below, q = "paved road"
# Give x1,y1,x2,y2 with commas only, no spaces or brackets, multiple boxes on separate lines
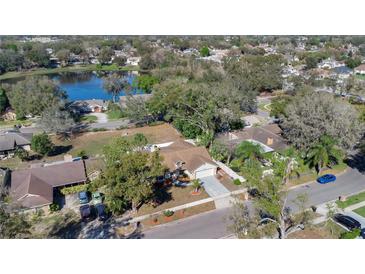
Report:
143,160,365,239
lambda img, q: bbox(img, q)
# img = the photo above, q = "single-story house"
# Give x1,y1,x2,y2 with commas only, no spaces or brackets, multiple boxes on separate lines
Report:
0,132,33,156
216,124,288,153
354,64,365,75
331,66,353,79
69,99,108,113
10,160,87,209
158,140,218,180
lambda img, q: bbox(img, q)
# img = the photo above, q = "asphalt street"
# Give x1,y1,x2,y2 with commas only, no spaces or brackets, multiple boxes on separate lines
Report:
142,159,365,239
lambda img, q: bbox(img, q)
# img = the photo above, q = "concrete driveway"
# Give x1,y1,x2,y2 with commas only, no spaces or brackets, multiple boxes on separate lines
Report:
200,176,229,197
91,113,108,123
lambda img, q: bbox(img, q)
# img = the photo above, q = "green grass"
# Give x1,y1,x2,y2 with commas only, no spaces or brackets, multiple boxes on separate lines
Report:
355,74,365,80
81,115,97,123
106,109,125,120
0,64,139,80
0,119,32,128
336,191,365,209
354,206,365,218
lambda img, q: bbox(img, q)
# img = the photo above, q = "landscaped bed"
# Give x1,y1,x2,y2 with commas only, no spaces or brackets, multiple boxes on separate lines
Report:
287,221,346,239
336,191,365,209
141,201,216,229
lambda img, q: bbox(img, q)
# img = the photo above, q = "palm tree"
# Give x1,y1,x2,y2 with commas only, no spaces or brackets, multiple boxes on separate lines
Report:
235,141,264,162
191,179,201,193
102,73,130,103
305,135,343,174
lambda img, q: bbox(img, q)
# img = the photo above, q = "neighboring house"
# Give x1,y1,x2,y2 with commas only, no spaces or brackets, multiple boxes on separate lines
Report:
158,140,218,180
331,66,353,79
354,64,365,75
126,57,141,66
70,99,108,113
216,124,288,153
10,160,87,209
318,58,345,69
0,132,33,156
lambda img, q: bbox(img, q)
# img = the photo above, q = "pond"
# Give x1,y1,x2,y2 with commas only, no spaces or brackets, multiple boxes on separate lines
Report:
1,71,142,101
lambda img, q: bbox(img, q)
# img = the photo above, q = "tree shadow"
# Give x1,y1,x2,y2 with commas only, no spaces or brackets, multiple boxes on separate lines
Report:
344,153,365,174
48,145,73,156
150,183,173,207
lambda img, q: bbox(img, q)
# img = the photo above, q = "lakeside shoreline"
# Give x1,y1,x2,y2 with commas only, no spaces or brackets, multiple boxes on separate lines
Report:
0,64,140,81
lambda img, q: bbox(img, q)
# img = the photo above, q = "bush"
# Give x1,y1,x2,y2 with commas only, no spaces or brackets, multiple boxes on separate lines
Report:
31,133,54,156
148,121,164,127
91,128,107,132
77,150,87,159
49,203,60,212
163,210,174,217
60,184,88,195
339,228,361,239
14,147,29,161
233,179,242,186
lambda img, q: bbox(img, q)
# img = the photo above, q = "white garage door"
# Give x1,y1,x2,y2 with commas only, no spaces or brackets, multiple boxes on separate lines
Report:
195,168,216,179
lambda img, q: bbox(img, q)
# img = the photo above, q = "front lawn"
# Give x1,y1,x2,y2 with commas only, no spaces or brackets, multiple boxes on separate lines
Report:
287,221,346,239
336,191,365,209
136,184,210,217
81,115,98,123
0,119,32,128
354,206,365,218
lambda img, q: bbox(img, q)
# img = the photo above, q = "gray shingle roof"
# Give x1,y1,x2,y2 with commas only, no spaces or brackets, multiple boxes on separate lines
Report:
0,132,33,152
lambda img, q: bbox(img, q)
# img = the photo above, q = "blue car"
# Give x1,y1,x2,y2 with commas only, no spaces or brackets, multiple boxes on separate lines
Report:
78,191,89,204
317,174,336,184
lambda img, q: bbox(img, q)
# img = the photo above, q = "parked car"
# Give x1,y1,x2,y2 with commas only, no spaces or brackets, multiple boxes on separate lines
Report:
95,203,108,221
80,204,92,220
92,192,103,205
317,174,336,184
78,191,89,204
333,213,361,231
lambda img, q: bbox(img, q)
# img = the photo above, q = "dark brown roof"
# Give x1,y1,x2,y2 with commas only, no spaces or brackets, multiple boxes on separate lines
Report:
159,141,217,173
10,161,87,208
216,124,288,151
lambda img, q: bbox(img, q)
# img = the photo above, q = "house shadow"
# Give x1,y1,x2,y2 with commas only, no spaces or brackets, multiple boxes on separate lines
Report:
344,152,365,174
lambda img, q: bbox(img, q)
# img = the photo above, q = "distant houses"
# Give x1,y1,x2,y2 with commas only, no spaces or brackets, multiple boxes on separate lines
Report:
354,64,365,75
69,99,108,114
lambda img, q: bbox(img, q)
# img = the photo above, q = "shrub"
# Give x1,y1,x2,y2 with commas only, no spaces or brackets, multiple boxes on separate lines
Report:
77,150,87,159
163,210,174,217
14,148,29,161
49,203,60,212
339,228,361,239
60,184,87,195
233,179,242,186
148,121,164,127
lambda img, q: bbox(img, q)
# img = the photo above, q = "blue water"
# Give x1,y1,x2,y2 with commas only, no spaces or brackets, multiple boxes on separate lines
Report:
52,71,140,101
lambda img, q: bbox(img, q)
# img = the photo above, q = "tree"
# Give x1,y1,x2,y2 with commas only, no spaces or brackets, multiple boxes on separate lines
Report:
139,54,156,70
305,135,343,174
209,140,230,163
281,89,363,151
38,105,75,135
31,133,54,156
269,95,292,118
132,75,159,93
97,47,114,65
123,95,150,123
102,73,130,102
113,56,127,67
345,57,362,69
229,176,312,239
99,134,165,214
0,87,9,113
56,49,71,67
25,44,50,67
305,55,319,69
235,141,263,162
200,46,210,57
0,204,31,239
5,77,67,119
